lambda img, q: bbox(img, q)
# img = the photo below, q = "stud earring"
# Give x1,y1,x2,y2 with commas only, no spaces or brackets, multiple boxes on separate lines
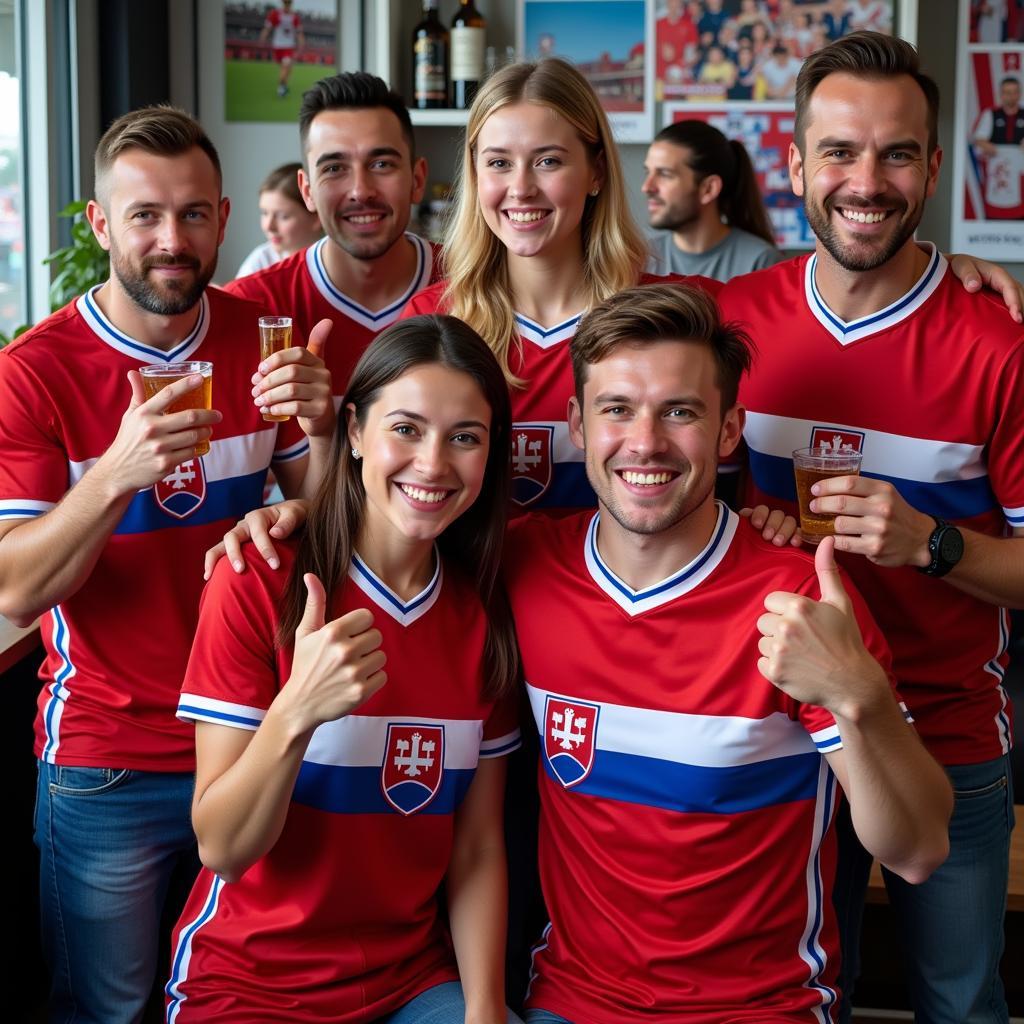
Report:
589,188,600,197
351,448,361,460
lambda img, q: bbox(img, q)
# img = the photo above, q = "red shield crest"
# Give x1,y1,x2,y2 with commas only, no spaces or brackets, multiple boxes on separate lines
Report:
809,427,865,455
381,723,444,816
511,425,554,506
543,696,599,788
153,458,207,520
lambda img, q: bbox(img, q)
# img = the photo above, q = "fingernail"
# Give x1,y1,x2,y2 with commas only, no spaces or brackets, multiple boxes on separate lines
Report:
268,558,280,570
764,529,775,540
232,560,243,573
809,500,817,512
254,395,265,406
810,483,820,495
259,361,269,373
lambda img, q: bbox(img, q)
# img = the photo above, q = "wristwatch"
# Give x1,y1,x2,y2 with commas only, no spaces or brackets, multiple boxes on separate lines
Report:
917,517,964,578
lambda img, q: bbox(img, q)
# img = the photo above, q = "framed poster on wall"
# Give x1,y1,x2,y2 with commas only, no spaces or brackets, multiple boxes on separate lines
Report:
517,0,656,142
952,1,1024,259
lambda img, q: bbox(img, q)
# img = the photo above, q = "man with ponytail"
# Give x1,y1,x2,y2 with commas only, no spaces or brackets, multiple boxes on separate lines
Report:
643,119,784,281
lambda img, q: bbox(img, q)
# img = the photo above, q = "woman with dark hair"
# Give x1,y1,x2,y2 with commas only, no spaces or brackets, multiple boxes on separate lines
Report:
165,315,523,1024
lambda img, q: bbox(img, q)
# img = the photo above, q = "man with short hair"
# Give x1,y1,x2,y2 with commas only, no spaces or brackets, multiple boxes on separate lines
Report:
227,71,437,402
972,76,1024,219
0,105,333,1023
719,31,1024,1023
509,283,950,1024
260,0,305,99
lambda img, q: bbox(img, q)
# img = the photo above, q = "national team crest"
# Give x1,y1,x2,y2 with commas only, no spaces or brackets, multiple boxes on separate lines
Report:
153,458,207,520
511,425,553,506
543,696,599,788
809,427,865,455
381,723,444,815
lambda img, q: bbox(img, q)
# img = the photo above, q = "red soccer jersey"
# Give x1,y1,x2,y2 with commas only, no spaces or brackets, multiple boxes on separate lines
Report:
166,542,521,1023
721,245,1023,765
226,234,440,399
0,286,308,770
402,273,720,511
504,506,895,1024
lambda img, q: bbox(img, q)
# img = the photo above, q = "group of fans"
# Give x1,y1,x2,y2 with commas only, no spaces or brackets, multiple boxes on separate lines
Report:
1,27,1021,1024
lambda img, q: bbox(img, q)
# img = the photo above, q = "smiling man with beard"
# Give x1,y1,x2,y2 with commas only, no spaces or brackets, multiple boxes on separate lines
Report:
719,32,1024,1024
227,72,440,404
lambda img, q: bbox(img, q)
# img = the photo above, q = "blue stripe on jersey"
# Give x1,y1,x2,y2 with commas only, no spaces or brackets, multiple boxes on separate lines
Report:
747,448,998,521
804,768,839,1015
515,461,596,511
113,469,266,535
545,747,823,814
176,703,263,729
293,760,476,815
165,874,225,1023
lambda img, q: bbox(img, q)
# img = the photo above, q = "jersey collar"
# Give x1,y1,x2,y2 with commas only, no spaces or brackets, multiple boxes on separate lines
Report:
513,311,583,350
76,285,210,363
584,501,738,616
805,241,946,346
305,233,433,330
348,549,442,626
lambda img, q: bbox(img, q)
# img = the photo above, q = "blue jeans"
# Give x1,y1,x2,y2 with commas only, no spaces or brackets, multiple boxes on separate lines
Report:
379,981,525,1023
834,754,1015,1024
34,762,200,1024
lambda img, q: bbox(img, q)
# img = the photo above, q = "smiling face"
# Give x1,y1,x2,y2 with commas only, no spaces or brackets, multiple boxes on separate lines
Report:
791,72,941,273
474,101,602,263
347,363,493,548
92,147,227,316
259,187,321,256
568,339,742,537
300,107,426,262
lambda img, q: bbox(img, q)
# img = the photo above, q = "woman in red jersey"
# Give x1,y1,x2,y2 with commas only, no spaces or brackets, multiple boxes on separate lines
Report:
165,316,523,1024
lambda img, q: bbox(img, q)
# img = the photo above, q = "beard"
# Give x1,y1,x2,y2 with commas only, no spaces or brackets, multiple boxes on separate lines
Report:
110,243,215,316
647,196,700,233
322,203,406,262
803,189,924,272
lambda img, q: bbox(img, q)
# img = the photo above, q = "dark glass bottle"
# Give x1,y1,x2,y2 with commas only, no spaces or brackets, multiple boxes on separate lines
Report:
413,0,449,109
450,0,486,109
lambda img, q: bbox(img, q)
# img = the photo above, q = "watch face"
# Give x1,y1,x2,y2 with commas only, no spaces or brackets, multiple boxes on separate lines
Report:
939,527,965,564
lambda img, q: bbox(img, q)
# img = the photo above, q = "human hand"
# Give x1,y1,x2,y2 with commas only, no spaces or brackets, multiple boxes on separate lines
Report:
203,499,311,578
739,504,803,546
281,573,387,732
948,253,1024,323
756,537,888,715
808,475,933,567
96,371,222,496
252,318,335,437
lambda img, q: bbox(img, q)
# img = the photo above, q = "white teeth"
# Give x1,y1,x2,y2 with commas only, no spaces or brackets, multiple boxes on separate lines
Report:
506,210,547,223
840,209,888,224
399,484,448,504
622,471,672,486
349,214,383,224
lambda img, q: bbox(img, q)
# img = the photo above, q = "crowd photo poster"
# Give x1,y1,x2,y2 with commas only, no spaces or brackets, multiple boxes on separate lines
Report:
952,1,1024,258
223,0,339,123
518,0,656,142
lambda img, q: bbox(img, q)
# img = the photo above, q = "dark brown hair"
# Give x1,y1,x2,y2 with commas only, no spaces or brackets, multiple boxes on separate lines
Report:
654,120,777,247
571,283,754,414
277,315,519,700
95,105,221,205
794,31,940,155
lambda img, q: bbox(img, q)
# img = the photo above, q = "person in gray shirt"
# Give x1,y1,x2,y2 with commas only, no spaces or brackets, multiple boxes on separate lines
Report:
643,120,786,281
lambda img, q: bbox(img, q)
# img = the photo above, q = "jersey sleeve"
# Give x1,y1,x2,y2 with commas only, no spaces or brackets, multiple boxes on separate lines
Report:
177,554,283,731
222,273,268,304
480,692,522,759
0,348,67,523
399,282,447,320
989,339,1024,526
789,566,901,754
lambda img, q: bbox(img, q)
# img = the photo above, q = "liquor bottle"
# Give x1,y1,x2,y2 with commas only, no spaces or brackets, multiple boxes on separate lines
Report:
412,0,449,109
450,0,486,109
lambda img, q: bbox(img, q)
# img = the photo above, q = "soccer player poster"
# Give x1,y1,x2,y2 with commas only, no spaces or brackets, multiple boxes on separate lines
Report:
953,1,1024,258
517,0,655,142
662,101,815,248
223,0,339,123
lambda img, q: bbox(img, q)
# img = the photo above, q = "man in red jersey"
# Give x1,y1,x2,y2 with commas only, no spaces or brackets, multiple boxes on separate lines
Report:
718,31,1023,1024
508,283,950,1024
227,72,438,404
0,106,333,1024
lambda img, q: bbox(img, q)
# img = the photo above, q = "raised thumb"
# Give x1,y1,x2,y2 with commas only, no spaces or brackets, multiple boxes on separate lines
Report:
126,369,147,408
297,572,327,637
307,318,332,360
815,536,851,613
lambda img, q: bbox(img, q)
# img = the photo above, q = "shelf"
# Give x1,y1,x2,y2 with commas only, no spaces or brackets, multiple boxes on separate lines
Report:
409,108,471,127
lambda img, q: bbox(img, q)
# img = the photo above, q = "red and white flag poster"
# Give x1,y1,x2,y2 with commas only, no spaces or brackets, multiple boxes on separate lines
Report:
953,7,1024,259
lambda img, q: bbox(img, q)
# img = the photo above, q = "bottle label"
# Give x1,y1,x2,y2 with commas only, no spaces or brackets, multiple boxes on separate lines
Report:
414,39,447,100
450,25,485,81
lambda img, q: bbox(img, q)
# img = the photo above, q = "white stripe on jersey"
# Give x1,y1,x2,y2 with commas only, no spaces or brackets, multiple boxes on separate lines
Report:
1004,503,1024,526
348,551,442,625
0,498,57,520
744,411,987,483
40,605,75,764
526,682,821,767
165,874,226,1023
177,693,267,730
514,311,583,350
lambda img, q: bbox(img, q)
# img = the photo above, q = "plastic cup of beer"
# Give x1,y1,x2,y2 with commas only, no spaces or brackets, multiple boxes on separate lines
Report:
258,315,293,422
792,445,863,543
139,361,214,457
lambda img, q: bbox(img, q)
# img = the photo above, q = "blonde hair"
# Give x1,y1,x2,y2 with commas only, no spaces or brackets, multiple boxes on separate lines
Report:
442,58,648,386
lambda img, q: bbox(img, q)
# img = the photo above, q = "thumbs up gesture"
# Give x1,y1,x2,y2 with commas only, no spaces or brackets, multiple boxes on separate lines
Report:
756,538,887,712
281,573,387,732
